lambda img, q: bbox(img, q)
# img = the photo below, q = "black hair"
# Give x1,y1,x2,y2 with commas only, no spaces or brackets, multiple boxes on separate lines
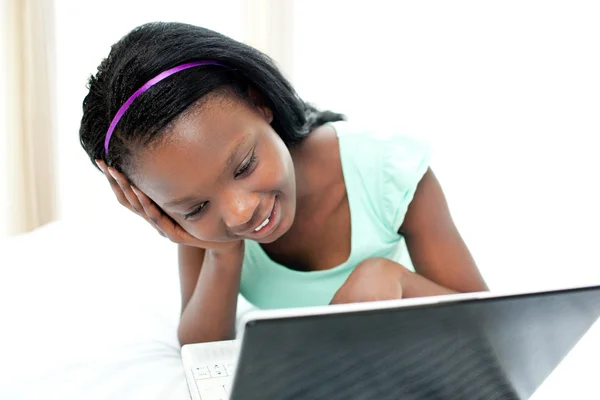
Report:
79,21,345,174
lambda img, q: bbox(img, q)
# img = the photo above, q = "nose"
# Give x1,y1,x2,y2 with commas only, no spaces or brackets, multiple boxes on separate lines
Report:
220,189,260,231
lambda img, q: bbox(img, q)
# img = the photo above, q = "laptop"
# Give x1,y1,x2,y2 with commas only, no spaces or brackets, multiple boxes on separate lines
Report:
181,285,600,400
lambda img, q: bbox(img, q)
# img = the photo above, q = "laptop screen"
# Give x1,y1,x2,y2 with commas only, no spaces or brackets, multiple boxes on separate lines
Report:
232,286,600,400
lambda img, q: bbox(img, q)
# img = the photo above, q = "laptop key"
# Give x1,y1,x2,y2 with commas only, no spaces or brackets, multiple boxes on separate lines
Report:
208,363,227,377
199,386,227,400
192,366,211,380
196,376,230,391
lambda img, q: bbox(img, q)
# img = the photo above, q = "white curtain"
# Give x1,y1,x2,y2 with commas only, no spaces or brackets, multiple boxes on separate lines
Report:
0,0,57,239
243,0,294,78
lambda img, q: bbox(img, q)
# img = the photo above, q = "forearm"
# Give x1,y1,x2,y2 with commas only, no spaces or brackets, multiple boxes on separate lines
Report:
178,249,243,345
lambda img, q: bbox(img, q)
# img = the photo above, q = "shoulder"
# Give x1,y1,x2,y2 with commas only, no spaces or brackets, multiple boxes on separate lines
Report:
323,121,431,180
290,123,344,190
295,123,339,159
295,121,385,174
328,121,432,233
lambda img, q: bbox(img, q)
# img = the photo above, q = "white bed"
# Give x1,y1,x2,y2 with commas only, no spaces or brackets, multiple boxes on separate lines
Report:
0,206,598,399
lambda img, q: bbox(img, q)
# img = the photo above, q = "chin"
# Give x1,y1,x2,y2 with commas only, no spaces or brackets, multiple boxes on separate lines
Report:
257,219,291,244
255,236,280,244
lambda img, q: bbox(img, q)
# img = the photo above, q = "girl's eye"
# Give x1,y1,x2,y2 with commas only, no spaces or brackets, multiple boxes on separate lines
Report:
235,152,257,178
183,202,208,220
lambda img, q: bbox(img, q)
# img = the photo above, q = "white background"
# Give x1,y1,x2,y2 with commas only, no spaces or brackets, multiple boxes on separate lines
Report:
50,0,600,291
291,0,600,291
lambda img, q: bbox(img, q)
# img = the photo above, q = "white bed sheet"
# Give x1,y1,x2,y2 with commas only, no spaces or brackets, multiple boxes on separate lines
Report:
0,208,189,399
0,206,598,399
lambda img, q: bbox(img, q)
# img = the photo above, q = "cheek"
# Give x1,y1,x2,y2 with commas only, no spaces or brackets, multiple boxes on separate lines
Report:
257,161,288,190
248,148,289,192
256,142,294,190
181,217,228,241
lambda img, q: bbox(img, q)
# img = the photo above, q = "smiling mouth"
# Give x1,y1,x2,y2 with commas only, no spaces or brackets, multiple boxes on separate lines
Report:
253,199,275,233
245,196,279,239
254,215,271,232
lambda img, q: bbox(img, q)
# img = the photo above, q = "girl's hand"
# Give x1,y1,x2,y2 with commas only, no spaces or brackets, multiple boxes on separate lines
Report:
95,160,243,252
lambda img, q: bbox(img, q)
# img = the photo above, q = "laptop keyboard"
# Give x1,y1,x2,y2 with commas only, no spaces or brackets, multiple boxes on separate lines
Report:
192,363,235,400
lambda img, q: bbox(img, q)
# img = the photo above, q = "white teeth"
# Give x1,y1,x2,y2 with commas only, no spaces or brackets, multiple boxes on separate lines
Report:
254,217,270,232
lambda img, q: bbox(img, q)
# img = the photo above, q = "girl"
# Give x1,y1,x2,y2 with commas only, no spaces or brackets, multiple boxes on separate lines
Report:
80,22,487,346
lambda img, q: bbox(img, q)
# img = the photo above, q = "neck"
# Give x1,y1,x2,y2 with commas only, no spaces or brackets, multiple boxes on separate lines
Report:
288,123,341,216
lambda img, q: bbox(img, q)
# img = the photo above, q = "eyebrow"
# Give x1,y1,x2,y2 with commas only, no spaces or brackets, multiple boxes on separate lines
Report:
163,135,251,209
164,195,197,208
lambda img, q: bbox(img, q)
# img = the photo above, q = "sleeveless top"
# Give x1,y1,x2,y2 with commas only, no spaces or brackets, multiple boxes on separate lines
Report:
239,121,430,309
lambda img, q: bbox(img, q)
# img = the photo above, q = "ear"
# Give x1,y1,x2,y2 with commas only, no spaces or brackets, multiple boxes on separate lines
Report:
261,106,273,123
247,86,273,123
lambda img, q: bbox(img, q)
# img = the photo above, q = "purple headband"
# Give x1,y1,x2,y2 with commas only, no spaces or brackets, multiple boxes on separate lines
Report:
104,60,225,154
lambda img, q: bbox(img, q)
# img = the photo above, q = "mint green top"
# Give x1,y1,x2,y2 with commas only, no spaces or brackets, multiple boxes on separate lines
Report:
240,121,431,309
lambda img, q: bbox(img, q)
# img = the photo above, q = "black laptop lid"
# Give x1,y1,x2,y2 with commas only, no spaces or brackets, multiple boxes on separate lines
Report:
230,286,600,400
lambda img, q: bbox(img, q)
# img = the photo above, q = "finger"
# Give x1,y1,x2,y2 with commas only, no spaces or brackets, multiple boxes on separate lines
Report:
95,160,113,180
95,159,106,171
131,186,171,229
131,186,187,241
106,167,144,215
96,161,134,211
95,161,121,195
99,162,147,218
125,187,167,237
97,161,165,237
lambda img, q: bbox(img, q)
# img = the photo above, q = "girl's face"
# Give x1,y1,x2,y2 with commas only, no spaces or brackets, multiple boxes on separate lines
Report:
132,94,296,244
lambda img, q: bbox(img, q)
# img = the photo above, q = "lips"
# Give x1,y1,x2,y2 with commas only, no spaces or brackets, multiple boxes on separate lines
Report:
236,198,274,236
253,214,271,232
242,196,279,239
